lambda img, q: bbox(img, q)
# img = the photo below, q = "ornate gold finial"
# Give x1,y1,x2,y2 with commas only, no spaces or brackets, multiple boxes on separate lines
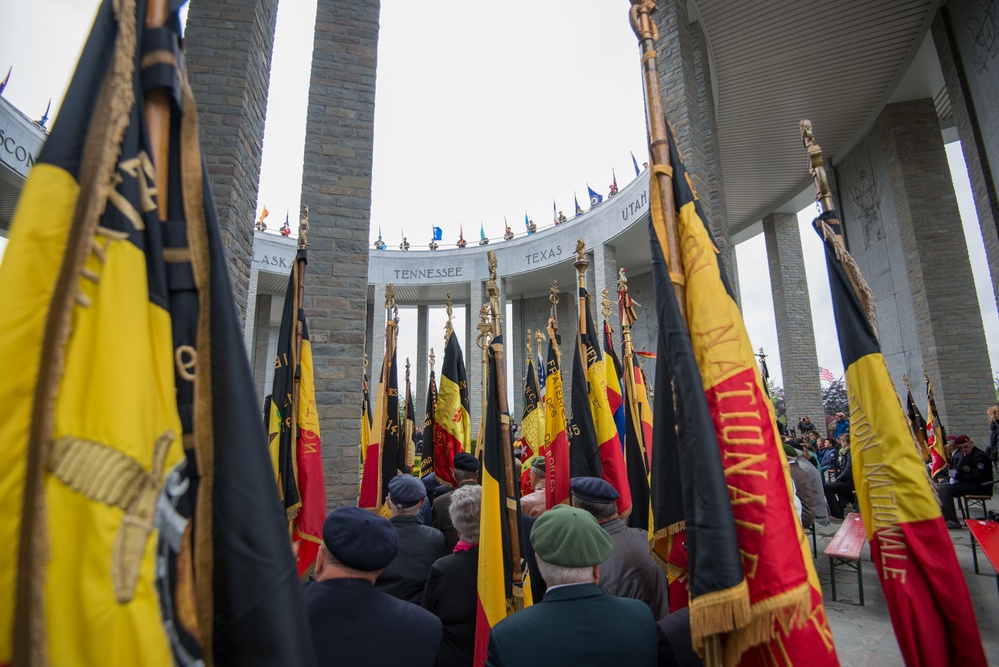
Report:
429,347,435,372
298,204,309,249
800,119,834,213
445,292,454,340
393,304,399,325
574,239,587,264
756,347,766,360
618,267,628,291
629,0,659,42
574,240,589,289
384,284,396,311
527,329,533,359
536,329,544,351
486,251,501,336
476,303,493,350
549,280,559,307
405,357,411,382
488,250,498,283
601,288,612,320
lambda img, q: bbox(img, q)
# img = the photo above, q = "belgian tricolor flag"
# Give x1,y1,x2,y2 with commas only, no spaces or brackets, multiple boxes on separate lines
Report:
649,125,836,664
926,377,948,479
602,320,627,450
520,353,544,492
569,287,631,516
543,326,571,508
359,310,399,514
403,362,417,472
475,334,529,666
0,2,315,664
419,362,438,478
905,386,930,462
434,330,470,487
816,210,986,666
268,249,326,577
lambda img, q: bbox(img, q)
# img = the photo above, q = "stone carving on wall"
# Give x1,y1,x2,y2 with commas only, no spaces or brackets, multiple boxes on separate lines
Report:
967,0,999,73
847,166,884,247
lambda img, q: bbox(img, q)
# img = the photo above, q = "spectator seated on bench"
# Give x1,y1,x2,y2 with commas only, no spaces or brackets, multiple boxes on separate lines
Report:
965,518,999,601
936,435,993,530
825,513,866,605
825,438,854,520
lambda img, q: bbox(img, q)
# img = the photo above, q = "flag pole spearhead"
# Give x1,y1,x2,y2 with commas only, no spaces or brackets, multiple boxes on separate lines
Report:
429,348,435,373
298,204,309,249
445,292,454,341
574,239,588,289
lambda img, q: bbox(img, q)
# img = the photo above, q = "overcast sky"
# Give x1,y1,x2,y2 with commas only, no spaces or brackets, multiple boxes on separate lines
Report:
2,0,997,396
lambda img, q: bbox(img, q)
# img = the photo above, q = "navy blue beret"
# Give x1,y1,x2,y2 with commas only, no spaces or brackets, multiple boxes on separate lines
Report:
322,507,398,571
570,476,620,503
453,452,480,472
388,474,426,507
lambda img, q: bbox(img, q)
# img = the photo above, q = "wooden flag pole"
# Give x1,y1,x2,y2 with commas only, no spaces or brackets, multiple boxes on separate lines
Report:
486,250,525,611
377,285,397,507
145,0,171,222
629,0,685,312
573,239,589,371
547,280,560,362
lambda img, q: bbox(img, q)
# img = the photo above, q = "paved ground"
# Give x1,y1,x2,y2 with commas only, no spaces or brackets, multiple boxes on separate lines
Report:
812,499,999,666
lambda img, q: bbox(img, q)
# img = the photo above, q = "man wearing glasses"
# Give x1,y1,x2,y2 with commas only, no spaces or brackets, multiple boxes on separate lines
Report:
936,434,993,529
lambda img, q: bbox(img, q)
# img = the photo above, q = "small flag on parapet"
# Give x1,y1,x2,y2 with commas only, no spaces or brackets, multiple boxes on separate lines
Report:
632,151,641,177
575,193,583,216
433,226,443,241
587,184,602,208
819,367,835,382
0,67,10,96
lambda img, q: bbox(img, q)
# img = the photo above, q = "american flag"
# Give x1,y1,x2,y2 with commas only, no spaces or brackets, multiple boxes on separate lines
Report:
819,367,835,382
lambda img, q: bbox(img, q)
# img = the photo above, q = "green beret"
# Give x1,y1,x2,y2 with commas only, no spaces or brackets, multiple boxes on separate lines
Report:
783,442,799,458
530,504,612,567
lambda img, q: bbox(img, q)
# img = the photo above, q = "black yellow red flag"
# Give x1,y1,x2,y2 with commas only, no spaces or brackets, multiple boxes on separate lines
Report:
569,288,632,516
543,326,571,508
0,2,315,664
268,249,326,577
926,377,948,478
649,126,836,664
816,210,986,666
359,309,398,514
434,330,471,487
403,365,417,472
520,353,544,478
905,386,930,462
475,334,530,665
420,365,438,478
360,372,372,463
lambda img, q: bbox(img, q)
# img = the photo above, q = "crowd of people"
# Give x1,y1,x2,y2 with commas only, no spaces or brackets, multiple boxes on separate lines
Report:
782,407,996,531
300,455,696,666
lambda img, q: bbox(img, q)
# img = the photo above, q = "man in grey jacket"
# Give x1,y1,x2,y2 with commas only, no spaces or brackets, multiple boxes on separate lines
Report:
570,477,668,620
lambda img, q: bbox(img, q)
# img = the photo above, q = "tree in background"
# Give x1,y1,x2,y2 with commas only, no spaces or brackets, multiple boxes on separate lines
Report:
823,379,849,417
768,381,786,428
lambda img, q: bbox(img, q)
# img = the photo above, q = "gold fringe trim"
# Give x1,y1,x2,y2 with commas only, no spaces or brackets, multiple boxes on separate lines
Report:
720,581,813,667
689,579,751,655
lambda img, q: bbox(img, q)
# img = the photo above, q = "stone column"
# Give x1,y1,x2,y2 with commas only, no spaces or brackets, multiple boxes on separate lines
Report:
652,6,739,307
251,293,272,403
416,305,429,413
467,280,485,434
369,285,388,389
244,261,261,356
184,0,279,323
878,99,994,441
763,212,824,429
932,11,999,316
299,0,380,508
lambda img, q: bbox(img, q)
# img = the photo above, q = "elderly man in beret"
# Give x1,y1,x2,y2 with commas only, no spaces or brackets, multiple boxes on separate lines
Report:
434,452,480,553
937,434,994,529
302,507,442,666
486,504,656,666
570,477,668,620
375,474,445,603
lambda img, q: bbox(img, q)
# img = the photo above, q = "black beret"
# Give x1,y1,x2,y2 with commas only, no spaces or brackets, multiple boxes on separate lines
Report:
453,452,480,472
388,474,426,507
570,476,620,503
322,507,398,571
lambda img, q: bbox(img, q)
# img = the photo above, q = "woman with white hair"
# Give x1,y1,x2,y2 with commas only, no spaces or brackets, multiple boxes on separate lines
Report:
421,484,481,667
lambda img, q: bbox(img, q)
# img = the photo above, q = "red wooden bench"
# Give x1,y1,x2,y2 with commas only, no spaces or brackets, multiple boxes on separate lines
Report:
824,513,866,605
965,519,999,600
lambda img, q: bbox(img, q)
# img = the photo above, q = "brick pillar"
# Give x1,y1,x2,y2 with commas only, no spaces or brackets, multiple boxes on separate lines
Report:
763,212,824,429
244,261,260,355
878,99,994,441
593,243,618,310
251,292,272,402
369,285,388,391
299,0,380,508
652,7,739,306
932,11,999,316
184,0,279,323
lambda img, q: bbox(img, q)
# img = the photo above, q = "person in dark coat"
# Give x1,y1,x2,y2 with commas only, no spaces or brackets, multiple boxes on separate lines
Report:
376,474,445,603
824,438,854,520
936,434,994,528
656,607,702,667
434,452,480,553
302,507,442,666
486,505,657,667
570,477,668,620
422,484,481,667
